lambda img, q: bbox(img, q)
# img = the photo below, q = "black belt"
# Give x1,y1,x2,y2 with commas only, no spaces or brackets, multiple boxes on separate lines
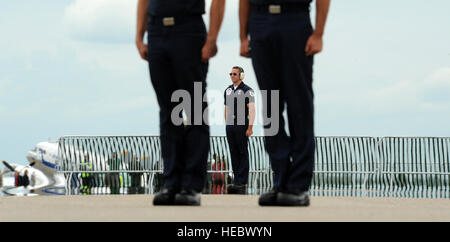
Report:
251,3,309,14
148,15,202,27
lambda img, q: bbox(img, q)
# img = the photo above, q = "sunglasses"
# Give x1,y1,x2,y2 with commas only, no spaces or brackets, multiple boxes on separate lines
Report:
229,73,239,76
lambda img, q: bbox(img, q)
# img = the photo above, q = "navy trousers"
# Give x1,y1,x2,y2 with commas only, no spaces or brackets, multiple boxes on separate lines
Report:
147,16,209,192
226,125,249,184
249,8,315,192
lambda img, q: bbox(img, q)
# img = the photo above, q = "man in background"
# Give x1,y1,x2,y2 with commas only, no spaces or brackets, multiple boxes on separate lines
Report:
224,66,256,194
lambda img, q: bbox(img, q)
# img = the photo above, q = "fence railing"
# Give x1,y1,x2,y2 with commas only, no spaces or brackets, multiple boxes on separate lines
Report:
57,136,450,198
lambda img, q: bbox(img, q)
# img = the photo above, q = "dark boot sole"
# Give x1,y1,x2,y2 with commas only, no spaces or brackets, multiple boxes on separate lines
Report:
153,197,176,206
277,193,310,207
174,194,201,206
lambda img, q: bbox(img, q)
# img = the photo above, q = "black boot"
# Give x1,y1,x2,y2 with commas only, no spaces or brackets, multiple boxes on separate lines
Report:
277,190,310,207
153,188,178,206
258,188,280,206
227,183,246,194
174,189,201,206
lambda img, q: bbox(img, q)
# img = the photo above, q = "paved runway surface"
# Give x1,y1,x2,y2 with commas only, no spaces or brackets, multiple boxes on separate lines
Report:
1,195,450,222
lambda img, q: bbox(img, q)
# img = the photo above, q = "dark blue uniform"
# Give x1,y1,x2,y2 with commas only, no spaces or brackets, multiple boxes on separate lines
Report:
148,0,205,16
249,0,315,192
147,0,209,192
224,82,255,185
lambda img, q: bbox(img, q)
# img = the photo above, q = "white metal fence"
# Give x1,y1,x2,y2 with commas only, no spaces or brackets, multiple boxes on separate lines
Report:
57,136,450,198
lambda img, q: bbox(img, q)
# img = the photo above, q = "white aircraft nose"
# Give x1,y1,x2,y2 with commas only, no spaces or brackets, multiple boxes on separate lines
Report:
26,151,37,164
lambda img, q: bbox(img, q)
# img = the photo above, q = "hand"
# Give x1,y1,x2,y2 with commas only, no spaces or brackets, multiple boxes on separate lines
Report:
136,40,148,61
245,128,253,137
305,32,323,56
201,37,218,62
240,38,251,58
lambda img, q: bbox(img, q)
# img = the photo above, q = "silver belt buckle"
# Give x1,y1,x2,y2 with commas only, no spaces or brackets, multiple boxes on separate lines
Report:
163,17,175,26
269,5,281,14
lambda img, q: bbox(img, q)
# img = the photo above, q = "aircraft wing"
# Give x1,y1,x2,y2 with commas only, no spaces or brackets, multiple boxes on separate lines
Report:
2,160,15,172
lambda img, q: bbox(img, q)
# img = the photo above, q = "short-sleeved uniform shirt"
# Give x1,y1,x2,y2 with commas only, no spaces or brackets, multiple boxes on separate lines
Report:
224,82,255,126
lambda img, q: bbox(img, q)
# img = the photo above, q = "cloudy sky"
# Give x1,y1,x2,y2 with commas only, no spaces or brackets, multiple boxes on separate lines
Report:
1,0,450,165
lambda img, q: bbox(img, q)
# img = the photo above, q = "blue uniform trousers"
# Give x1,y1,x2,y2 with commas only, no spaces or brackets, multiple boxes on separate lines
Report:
226,125,250,184
249,7,315,192
147,16,209,192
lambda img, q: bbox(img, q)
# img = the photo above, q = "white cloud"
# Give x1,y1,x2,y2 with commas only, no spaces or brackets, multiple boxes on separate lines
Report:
314,66,450,136
68,41,146,73
428,67,450,84
63,0,241,43
355,67,450,114
362,79,421,114
421,67,450,108
63,0,136,43
61,95,155,119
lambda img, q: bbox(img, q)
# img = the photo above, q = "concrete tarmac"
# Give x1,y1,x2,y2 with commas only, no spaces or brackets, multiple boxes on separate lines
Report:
1,195,450,222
